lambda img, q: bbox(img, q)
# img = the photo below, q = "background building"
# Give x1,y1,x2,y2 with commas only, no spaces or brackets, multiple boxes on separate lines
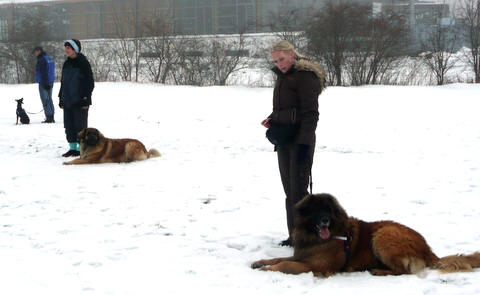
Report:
0,0,458,53
0,0,325,41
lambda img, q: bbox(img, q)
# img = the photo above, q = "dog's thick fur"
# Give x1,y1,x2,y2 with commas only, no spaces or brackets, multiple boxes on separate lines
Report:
16,98,30,125
252,193,480,276
63,128,161,165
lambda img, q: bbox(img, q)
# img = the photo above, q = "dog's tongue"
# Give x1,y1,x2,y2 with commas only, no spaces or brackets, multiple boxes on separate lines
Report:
318,227,331,240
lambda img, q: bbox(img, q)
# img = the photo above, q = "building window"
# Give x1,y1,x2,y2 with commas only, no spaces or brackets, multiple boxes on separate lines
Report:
0,19,8,41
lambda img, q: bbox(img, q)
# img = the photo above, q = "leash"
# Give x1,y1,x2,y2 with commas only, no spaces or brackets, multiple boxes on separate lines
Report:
309,171,313,194
26,109,44,115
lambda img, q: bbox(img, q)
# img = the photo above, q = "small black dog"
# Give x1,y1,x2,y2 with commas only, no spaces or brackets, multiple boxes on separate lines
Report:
16,98,30,125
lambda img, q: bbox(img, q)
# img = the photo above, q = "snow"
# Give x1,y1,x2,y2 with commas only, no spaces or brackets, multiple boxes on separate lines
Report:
1,82,480,294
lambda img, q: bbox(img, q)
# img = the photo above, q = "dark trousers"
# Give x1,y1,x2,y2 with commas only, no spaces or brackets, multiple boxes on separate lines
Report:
277,143,315,238
64,107,88,143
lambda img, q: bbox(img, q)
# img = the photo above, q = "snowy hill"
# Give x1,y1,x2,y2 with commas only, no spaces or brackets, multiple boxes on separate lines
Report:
0,82,479,294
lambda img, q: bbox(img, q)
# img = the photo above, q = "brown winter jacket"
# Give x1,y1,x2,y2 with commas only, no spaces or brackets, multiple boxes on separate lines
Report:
269,59,326,146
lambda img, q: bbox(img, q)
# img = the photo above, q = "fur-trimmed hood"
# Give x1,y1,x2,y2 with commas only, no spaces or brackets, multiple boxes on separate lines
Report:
294,58,327,90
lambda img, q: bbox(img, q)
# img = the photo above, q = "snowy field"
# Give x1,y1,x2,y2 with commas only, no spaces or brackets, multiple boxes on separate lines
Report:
1,82,479,295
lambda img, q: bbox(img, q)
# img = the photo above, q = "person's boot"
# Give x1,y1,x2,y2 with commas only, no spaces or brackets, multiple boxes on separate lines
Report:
62,150,80,157
279,237,293,247
42,115,55,123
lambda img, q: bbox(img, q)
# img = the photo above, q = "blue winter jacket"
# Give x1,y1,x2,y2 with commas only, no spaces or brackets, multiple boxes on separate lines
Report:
35,53,55,85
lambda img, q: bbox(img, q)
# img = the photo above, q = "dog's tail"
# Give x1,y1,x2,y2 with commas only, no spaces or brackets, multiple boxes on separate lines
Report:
148,148,161,158
432,252,480,273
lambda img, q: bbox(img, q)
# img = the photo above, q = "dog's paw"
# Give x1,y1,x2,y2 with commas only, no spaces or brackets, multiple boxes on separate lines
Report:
251,260,268,269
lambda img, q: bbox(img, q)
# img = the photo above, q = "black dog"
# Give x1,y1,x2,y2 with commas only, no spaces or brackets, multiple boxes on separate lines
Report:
16,98,30,125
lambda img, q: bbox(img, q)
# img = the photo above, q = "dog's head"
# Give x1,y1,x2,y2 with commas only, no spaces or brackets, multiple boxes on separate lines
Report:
295,194,348,240
15,98,24,106
78,128,103,147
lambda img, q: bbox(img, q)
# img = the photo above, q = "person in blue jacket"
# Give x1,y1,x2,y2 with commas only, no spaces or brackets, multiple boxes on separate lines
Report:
58,39,95,157
33,46,55,123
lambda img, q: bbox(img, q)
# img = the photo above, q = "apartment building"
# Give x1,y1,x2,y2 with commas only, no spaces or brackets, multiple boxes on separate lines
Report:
0,0,324,41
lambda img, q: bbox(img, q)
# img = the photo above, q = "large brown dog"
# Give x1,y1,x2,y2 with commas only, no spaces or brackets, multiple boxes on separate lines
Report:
252,193,480,276
63,128,161,165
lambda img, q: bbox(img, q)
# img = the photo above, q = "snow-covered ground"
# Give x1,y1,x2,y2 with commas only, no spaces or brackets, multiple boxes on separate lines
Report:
1,82,479,295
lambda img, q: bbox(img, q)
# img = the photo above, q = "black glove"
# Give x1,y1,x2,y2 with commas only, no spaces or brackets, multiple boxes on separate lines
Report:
59,99,64,108
42,84,51,90
296,144,310,163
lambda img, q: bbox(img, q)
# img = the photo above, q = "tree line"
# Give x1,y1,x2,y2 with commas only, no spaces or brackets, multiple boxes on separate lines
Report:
0,0,479,86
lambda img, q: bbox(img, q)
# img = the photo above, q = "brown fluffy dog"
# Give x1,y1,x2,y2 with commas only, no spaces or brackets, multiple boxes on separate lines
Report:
252,193,480,276
63,128,161,165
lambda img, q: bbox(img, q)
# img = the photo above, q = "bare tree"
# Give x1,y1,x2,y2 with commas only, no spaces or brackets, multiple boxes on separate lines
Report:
420,23,458,85
305,2,357,86
0,4,51,83
458,0,480,83
108,0,143,82
347,11,408,85
207,34,249,86
83,40,116,82
265,6,307,51
140,11,179,84
171,37,211,86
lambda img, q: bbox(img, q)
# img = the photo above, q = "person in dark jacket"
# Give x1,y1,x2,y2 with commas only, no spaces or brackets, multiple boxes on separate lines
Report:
261,40,326,247
33,46,56,123
58,39,94,157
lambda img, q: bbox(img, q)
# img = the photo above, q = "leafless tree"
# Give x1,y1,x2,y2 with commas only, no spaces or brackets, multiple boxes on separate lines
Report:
420,23,458,85
108,0,143,82
265,6,307,51
170,34,250,86
0,5,47,83
140,11,179,84
207,34,249,86
171,37,210,86
305,2,408,86
82,40,117,82
305,2,357,86
458,0,480,83
346,11,408,85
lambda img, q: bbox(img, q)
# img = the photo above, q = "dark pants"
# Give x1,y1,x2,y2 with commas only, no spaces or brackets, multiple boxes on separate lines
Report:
64,107,88,143
277,143,315,238
39,83,54,117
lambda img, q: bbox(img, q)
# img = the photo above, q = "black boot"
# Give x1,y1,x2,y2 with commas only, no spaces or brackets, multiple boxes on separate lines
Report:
42,115,55,123
279,237,293,247
62,150,80,157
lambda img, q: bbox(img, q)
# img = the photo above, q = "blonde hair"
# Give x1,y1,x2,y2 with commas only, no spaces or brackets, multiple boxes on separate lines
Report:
271,40,327,90
270,40,307,60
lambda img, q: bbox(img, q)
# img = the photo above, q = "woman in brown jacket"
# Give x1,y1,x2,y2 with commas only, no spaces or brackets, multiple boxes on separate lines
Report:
261,40,326,246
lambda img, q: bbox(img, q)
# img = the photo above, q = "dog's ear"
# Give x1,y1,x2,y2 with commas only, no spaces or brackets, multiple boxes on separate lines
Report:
85,129,99,146
326,195,348,219
78,128,86,139
295,194,313,216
